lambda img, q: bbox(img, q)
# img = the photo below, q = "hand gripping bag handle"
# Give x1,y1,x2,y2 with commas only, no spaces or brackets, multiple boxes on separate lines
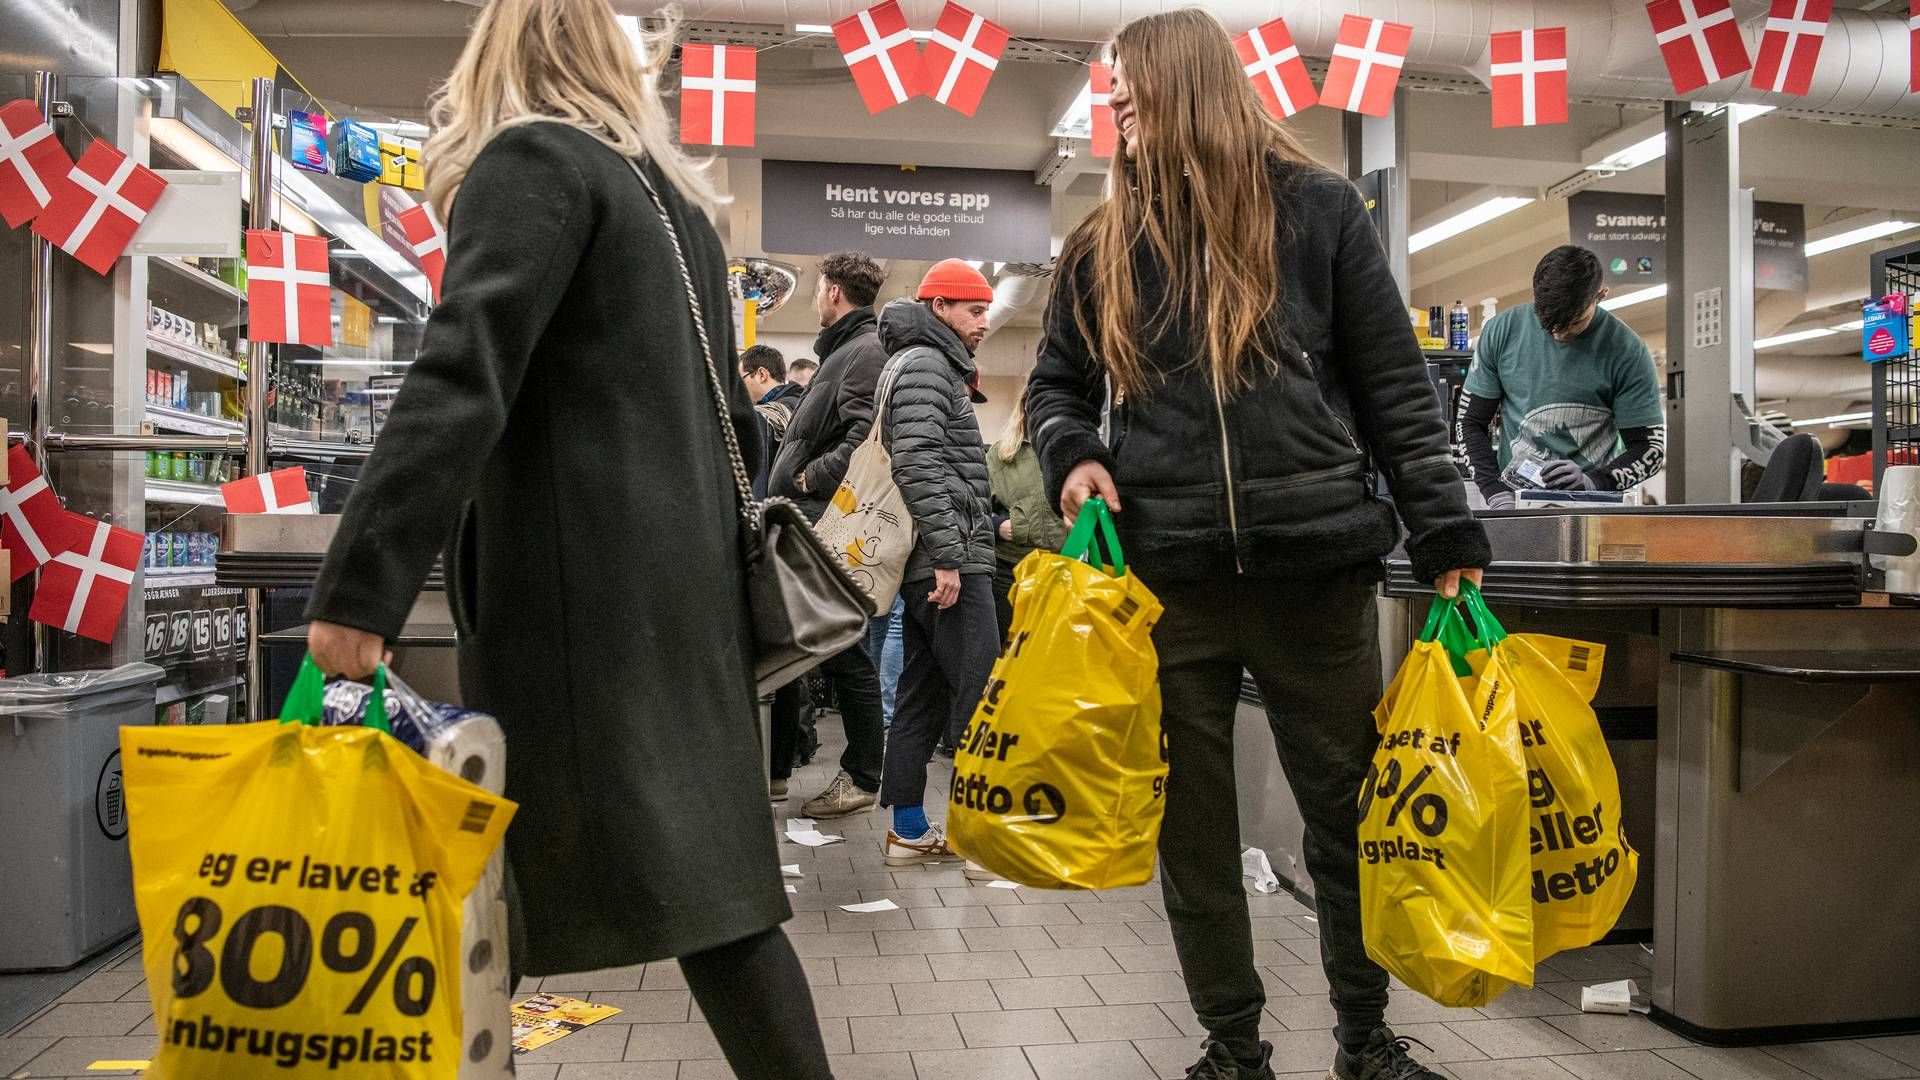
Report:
1418,580,1507,676
1060,496,1125,576
280,654,391,734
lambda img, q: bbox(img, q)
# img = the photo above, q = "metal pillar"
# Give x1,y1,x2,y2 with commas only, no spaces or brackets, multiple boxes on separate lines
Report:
245,75,274,720
1342,91,1411,303
1663,102,1742,505
24,72,59,671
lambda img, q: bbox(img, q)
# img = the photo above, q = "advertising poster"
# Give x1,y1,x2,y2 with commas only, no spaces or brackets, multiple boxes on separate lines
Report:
761,160,1052,263
1567,192,1807,292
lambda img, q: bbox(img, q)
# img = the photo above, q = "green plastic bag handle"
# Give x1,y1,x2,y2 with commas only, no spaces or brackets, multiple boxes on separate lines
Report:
1060,496,1125,576
1418,580,1507,676
279,655,390,734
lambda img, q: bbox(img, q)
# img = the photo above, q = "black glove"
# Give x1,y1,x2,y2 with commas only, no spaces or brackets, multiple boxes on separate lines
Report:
1540,460,1597,491
1487,490,1517,510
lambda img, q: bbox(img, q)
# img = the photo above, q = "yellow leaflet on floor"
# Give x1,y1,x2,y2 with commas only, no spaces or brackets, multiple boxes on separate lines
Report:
88,1063,150,1071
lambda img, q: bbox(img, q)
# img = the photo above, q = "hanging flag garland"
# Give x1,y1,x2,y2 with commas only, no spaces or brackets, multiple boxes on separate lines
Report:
1321,15,1414,117
1647,0,1752,94
221,466,315,516
1490,28,1570,128
29,513,142,643
1754,0,1832,96
30,138,166,276
395,202,447,301
1911,0,1918,93
1089,63,1117,159
0,99,76,229
834,1,926,114
681,43,757,147
1237,17,1317,119
1,445,83,582
920,2,1010,117
246,229,334,347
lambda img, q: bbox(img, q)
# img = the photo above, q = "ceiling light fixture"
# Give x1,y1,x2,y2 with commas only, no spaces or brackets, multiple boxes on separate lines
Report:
1583,103,1772,174
1050,78,1094,140
1599,284,1667,311
1789,410,1873,428
1408,197,1535,254
1804,219,1919,257
794,23,832,33
1754,327,1836,349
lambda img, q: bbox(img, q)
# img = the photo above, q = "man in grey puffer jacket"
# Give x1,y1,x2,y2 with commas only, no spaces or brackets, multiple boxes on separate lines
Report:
873,260,998,867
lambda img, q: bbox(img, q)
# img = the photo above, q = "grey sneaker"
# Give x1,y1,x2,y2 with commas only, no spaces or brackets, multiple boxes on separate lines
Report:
1330,1029,1440,1080
801,770,877,819
1187,1041,1274,1079
769,778,789,803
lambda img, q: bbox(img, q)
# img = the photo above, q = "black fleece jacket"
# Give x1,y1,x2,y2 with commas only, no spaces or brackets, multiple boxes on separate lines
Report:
1026,158,1491,585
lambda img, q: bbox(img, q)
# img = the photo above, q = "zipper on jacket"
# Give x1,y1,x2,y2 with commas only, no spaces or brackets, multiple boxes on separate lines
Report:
1212,380,1245,574
1308,349,1371,496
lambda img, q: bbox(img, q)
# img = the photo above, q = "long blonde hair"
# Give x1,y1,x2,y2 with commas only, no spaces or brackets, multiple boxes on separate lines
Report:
1061,9,1314,401
994,386,1028,463
423,0,721,220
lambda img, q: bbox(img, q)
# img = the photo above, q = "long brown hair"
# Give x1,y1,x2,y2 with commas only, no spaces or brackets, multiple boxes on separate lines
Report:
1062,9,1314,400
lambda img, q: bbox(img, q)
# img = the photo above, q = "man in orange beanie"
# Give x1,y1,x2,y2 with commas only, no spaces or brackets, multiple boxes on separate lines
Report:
870,259,1000,869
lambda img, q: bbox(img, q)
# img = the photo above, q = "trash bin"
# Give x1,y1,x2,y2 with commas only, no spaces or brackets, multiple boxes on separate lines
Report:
0,663,164,971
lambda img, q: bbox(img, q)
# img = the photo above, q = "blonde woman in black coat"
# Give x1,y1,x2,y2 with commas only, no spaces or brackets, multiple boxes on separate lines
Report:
306,1,833,1075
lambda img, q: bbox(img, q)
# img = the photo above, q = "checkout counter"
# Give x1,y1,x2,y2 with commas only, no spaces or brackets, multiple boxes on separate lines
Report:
1236,502,1920,1046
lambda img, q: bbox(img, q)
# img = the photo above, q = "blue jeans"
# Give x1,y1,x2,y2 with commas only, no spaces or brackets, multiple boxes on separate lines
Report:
866,596,905,727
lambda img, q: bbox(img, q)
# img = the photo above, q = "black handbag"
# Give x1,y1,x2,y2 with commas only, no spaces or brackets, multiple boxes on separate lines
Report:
628,159,870,692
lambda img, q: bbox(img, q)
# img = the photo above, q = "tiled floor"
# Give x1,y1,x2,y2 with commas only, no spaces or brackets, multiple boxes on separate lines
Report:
4,717,1918,1079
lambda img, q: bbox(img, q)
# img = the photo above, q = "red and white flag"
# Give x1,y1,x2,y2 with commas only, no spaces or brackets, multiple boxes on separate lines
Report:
920,2,1009,117
247,229,332,346
1236,17,1317,119
1490,28,1570,128
834,1,925,114
1320,15,1413,117
1,445,83,582
1647,0,1752,94
1911,0,1918,93
0,99,75,229
680,43,757,147
1753,0,1832,96
395,202,446,301
29,514,141,643
1089,63,1116,158
30,139,166,275
220,466,314,516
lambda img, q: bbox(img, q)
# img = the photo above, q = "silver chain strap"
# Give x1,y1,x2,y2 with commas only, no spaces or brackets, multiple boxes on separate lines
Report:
627,159,759,527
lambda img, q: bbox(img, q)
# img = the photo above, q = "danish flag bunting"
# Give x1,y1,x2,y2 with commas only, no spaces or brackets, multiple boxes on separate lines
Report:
680,44,757,147
395,202,446,301
1753,0,1832,96
220,466,314,516
1321,15,1414,117
0,99,75,229
1490,28,1570,128
1646,0,1752,94
30,139,166,275
919,2,1009,117
1236,18,1317,119
1,445,83,582
246,229,333,346
1911,0,1919,93
1089,63,1116,158
28,514,141,643
834,1,926,114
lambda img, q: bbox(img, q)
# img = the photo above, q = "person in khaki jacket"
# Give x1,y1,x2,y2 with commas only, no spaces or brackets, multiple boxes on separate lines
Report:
987,388,1069,642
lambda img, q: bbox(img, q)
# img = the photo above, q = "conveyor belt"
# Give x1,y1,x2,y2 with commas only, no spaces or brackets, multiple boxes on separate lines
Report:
217,552,443,590
1384,560,1860,607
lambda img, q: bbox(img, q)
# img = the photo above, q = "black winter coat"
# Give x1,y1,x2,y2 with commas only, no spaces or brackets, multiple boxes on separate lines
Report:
307,123,784,975
1027,159,1491,585
877,300,995,582
769,307,889,521
751,380,807,499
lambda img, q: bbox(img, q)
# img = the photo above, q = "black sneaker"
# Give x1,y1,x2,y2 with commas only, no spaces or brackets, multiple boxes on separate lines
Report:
1187,1040,1275,1079
1330,1028,1441,1080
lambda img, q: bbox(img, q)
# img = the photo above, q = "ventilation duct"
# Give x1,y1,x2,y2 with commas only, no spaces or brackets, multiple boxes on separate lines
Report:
979,266,1052,346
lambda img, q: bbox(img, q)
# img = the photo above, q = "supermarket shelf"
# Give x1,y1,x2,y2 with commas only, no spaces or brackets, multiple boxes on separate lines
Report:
151,256,246,305
145,567,217,587
145,478,225,507
147,333,247,381
147,405,245,438
155,674,246,708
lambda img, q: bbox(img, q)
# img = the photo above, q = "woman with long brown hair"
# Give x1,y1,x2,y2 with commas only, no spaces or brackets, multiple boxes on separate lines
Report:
304,0,834,1074
1026,11,1489,1080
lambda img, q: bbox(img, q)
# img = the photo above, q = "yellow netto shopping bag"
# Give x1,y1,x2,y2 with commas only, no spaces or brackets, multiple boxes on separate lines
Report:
947,498,1166,889
1360,584,1534,1007
123,659,516,1079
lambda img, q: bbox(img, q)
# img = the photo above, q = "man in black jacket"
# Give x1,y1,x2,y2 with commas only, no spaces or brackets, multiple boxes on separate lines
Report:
770,252,892,819
872,260,999,867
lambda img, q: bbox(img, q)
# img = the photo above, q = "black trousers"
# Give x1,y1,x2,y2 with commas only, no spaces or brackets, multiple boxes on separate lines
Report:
1153,568,1389,1054
771,642,886,789
992,558,1018,648
880,573,998,809
679,926,833,1079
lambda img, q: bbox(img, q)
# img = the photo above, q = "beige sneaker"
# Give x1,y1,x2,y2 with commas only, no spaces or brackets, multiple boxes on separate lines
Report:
884,824,955,866
802,771,877,819
769,778,789,803
963,860,1001,883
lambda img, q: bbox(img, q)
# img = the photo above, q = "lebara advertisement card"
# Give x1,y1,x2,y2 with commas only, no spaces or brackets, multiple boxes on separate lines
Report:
509,994,623,1054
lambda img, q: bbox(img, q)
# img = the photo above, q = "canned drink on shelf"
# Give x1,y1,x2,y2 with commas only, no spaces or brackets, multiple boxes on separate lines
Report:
188,455,208,485
169,452,188,483
170,533,187,568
